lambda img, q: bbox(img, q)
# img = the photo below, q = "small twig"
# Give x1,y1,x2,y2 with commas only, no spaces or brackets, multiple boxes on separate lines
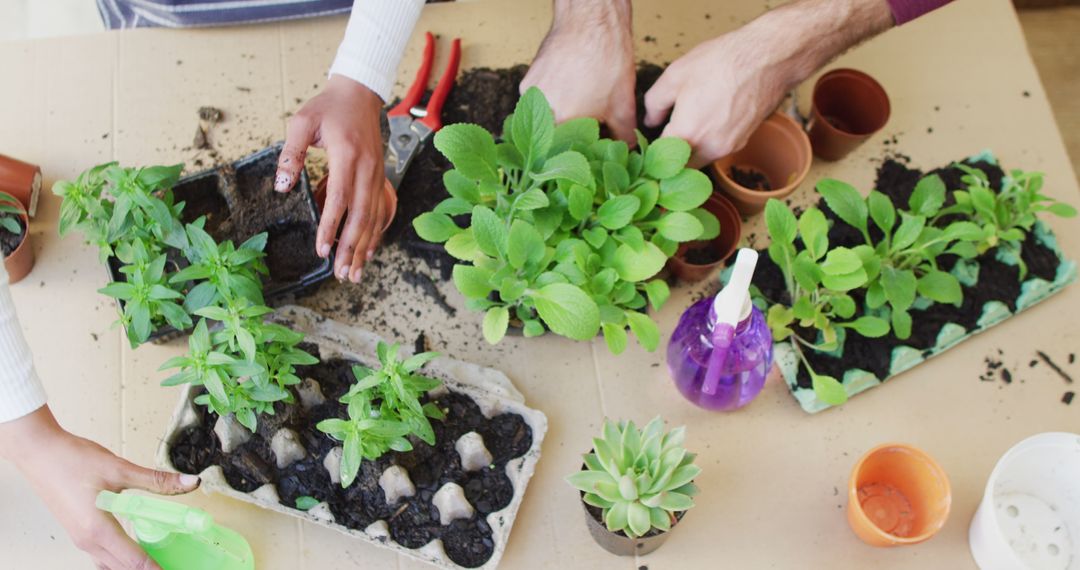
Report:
1036,350,1073,384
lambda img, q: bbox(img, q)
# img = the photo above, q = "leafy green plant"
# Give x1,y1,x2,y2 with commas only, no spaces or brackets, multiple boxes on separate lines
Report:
316,342,447,487
816,175,983,340
566,417,699,538
57,162,321,432
934,164,1076,278
0,191,25,237
760,163,1076,406
413,87,717,354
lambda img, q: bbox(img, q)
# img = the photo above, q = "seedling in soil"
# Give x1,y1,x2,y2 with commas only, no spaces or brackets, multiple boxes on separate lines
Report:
0,191,24,236
761,166,1076,406
934,164,1076,278
567,417,699,538
413,87,718,353
317,342,447,488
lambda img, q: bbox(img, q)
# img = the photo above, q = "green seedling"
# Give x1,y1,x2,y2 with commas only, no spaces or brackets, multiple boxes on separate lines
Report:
934,164,1076,278
413,87,717,354
566,417,700,538
0,190,25,236
317,342,446,487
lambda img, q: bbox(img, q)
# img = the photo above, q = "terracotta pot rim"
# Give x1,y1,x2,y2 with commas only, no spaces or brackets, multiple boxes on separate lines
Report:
812,68,891,139
711,111,812,197
848,442,952,544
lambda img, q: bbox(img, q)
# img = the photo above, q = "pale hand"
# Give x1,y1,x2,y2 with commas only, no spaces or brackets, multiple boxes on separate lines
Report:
520,1,637,143
0,406,200,570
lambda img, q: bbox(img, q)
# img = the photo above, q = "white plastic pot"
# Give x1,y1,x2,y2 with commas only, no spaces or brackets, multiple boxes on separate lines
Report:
969,432,1080,570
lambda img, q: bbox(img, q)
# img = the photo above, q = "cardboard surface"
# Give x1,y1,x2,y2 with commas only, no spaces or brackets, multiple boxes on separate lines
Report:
1,0,1078,568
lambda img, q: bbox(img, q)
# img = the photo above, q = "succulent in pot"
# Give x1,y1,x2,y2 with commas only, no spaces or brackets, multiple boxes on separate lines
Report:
412,87,719,354
567,416,700,556
0,189,34,284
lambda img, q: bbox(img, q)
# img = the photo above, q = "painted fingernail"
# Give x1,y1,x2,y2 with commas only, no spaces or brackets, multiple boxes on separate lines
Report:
180,474,200,487
318,243,331,258
274,172,292,192
337,265,350,280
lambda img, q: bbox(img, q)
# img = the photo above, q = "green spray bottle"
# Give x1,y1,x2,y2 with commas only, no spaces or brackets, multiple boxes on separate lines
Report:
96,491,254,570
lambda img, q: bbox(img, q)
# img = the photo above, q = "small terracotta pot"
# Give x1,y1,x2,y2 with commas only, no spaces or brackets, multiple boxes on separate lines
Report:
668,193,742,283
809,68,891,161
847,443,951,547
0,155,42,217
580,496,683,556
711,111,812,216
3,212,35,284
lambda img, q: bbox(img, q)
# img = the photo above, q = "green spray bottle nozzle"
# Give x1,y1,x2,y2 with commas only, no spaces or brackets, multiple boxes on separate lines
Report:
96,491,211,544
97,491,254,570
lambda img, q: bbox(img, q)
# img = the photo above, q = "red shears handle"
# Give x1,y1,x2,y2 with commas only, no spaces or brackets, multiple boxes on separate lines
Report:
387,32,461,133
418,38,461,132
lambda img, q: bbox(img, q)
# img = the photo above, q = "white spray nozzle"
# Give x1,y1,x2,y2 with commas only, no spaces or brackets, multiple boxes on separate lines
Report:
712,248,759,327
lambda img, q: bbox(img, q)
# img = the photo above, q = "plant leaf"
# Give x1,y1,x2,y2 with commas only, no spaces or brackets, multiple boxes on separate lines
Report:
643,138,691,179
483,306,510,344
657,169,711,211
433,124,499,183
531,283,600,341
817,179,868,236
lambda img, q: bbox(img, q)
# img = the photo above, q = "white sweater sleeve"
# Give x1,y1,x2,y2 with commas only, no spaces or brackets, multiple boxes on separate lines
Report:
0,261,46,423
329,0,426,103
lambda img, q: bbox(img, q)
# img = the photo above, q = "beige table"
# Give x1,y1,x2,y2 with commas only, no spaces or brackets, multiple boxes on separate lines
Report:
1,0,1078,568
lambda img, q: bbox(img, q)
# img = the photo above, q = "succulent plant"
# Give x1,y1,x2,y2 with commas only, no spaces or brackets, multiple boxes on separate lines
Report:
567,417,700,538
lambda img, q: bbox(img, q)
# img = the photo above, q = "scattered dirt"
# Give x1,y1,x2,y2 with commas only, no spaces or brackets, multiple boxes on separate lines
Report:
729,166,772,191
169,349,533,569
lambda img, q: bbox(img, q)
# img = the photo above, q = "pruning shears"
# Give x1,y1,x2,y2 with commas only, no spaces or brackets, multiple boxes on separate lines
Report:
385,31,462,189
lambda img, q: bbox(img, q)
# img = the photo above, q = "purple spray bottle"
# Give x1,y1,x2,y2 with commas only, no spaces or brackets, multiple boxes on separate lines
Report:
667,248,773,411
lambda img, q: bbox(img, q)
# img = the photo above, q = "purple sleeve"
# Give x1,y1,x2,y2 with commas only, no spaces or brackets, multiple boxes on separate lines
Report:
886,0,953,25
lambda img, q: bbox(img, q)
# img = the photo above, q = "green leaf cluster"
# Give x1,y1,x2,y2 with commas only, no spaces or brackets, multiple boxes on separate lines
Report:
933,164,1076,279
316,342,446,488
761,164,1076,407
0,191,25,236
413,87,717,353
566,417,699,538
56,163,321,432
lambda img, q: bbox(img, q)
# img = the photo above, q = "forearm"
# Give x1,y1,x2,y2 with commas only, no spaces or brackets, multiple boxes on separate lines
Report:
733,0,894,92
330,0,426,102
0,262,46,425
551,0,632,32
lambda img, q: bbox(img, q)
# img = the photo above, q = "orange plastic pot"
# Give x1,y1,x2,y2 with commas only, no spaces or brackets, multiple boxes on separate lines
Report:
3,212,35,284
809,69,891,161
711,111,812,216
314,176,398,232
668,193,742,283
847,443,951,547
0,154,42,217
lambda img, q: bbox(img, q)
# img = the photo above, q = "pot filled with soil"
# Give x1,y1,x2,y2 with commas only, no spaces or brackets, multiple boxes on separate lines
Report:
159,306,548,570
1,207,34,285
755,152,1077,413
669,193,743,282
567,417,699,557
808,68,890,161
0,154,42,217
711,111,812,216
55,145,335,345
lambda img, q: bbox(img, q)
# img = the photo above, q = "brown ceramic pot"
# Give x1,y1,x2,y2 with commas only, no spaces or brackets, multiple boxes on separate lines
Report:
809,68,891,161
668,193,742,283
3,212,35,284
711,111,812,216
0,155,42,217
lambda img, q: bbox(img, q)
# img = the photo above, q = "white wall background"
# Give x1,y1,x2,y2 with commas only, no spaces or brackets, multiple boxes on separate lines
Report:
0,0,104,41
